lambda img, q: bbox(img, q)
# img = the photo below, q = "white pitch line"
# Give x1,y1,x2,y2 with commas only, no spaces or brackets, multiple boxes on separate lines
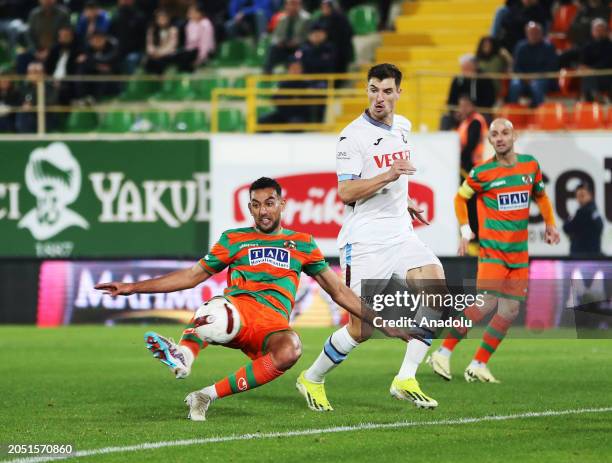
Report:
5,406,612,463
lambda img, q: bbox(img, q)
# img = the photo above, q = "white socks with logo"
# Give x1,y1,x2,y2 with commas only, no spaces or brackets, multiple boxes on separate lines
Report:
305,325,359,383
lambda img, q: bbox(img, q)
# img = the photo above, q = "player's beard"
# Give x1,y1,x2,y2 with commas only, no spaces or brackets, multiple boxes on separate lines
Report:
256,215,281,233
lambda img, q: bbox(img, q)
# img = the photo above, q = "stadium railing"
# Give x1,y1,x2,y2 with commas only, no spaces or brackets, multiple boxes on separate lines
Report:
0,69,610,136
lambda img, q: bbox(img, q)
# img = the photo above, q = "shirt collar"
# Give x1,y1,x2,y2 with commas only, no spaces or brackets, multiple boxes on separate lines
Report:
362,110,392,131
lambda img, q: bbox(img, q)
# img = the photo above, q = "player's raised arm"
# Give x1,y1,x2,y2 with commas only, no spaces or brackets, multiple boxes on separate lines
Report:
95,263,212,296
313,267,410,342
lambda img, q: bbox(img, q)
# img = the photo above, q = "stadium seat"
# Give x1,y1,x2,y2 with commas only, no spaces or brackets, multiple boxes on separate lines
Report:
151,74,196,101
245,36,270,67
549,3,578,50
211,39,252,67
66,111,98,133
0,41,13,66
348,5,379,35
136,111,171,132
98,111,135,133
218,108,245,132
498,104,531,129
172,110,209,132
192,77,230,101
119,75,160,102
257,105,275,119
572,102,605,129
534,102,566,130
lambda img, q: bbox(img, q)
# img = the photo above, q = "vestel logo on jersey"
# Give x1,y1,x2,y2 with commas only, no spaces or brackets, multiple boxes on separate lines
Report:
233,173,435,237
498,191,530,211
248,247,290,269
373,150,410,168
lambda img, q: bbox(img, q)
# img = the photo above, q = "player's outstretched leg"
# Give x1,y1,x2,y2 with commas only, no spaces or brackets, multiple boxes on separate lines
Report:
464,299,517,383
144,316,208,379
427,305,488,381
298,320,362,411
185,331,301,421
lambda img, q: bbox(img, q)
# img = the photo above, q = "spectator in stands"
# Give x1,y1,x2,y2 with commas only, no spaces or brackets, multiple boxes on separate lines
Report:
457,94,487,241
225,0,273,40
579,18,612,102
568,0,610,47
75,29,120,100
15,61,58,133
76,1,111,43
296,21,336,121
0,0,36,49
439,53,496,130
144,8,179,74
179,4,215,71
457,94,487,176
319,0,353,73
0,73,22,132
475,36,512,100
45,25,79,105
264,0,311,73
507,21,559,107
297,22,336,74
109,0,148,74
497,0,549,53
17,0,70,74
27,0,70,51
563,183,604,256
258,57,311,128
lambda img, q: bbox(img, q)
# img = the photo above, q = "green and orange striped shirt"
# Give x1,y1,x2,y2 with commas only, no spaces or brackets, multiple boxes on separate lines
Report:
459,154,546,268
198,227,329,319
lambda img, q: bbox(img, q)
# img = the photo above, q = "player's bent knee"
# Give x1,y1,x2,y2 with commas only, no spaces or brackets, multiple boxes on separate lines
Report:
498,299,520,320
270,345,302,370
267,332,302,370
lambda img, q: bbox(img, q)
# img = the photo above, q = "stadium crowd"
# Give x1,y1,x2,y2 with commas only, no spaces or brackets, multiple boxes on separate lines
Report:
0,0,375,132
441,0,611,129
0,0,610,133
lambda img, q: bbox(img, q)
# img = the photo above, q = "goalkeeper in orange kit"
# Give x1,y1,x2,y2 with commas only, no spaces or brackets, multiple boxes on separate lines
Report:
427,118,560,383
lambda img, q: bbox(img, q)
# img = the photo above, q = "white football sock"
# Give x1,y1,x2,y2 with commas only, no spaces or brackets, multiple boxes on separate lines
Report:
304,326,359,383
437,346,452,358
397,338,430,380
470,360,485,368
179,345,194,367
200,385,218,401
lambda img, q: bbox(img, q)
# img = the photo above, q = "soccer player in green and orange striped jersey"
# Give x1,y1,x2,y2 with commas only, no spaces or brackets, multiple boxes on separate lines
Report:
96,177,405,420
427,118,560,383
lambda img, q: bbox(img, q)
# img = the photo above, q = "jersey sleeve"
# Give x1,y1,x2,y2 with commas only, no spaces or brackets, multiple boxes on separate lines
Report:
302,236,330,277
464,168,483,195
198,232,232,274
532,158,545,195
336,132,363,181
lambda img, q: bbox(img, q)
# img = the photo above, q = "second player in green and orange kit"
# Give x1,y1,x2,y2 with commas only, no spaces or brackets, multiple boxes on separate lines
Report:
427,118,560,384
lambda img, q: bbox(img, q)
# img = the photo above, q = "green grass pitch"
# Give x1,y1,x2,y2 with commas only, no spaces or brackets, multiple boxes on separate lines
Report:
1,326,611,462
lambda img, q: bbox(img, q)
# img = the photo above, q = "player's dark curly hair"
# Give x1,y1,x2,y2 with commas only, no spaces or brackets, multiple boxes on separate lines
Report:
249,177,282,196
367,63,402,88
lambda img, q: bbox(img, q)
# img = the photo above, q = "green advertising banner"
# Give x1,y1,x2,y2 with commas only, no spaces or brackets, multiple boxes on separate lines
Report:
0,139,210,257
